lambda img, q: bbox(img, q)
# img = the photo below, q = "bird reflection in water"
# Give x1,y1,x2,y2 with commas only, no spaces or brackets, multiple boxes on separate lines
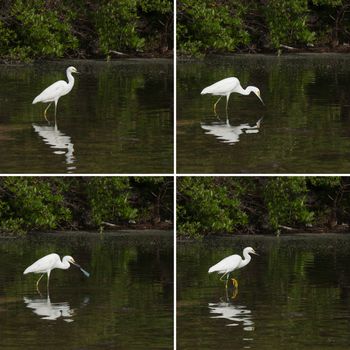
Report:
23,294,89,322
32,122,76,172
209,290,254,331
201,117,262,145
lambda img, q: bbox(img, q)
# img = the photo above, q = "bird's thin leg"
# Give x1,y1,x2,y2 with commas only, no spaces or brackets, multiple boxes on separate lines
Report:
54,101,57,119
213,96,222,114
225,94,231,113
220,271,229,281
36,273,45,293
47,271,51,290
225,273,230,289
44,103,52,122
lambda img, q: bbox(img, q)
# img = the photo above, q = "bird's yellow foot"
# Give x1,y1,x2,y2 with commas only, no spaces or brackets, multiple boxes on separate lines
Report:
231,288,238,299
231,278,239,289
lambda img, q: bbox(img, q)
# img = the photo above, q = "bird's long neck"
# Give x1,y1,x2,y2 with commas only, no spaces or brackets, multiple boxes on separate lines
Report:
66,71,75,89
240,251,252,268
58,259,70,270
236,85,255,96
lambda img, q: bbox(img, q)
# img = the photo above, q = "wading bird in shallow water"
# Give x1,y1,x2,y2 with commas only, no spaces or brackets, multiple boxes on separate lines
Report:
32,66,79,122
208,247,258,289
201,77,264,114
23,253,89,292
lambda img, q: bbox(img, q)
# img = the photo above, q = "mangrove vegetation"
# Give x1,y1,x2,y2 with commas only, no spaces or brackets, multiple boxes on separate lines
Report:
0,0,173,62
0,177,173,235
177,176,350,238
177,0,350,56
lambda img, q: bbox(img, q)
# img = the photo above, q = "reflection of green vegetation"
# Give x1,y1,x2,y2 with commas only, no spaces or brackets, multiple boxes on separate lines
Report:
0,0,172,61
177,176,350,237
178,0,350,56
0,177,173,235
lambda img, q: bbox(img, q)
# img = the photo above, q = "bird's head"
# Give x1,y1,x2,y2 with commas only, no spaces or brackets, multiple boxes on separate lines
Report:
67,66,79,74
63,255,76,265
252,88,264,105
245,247,259,256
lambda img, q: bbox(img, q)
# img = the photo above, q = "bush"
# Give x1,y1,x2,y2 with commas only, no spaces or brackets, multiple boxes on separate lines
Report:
177,177,350,238
177,0,350,55
177,177,248,238
177,0,250,56
0,0,173,61
0,178,71,235
0,177,173,235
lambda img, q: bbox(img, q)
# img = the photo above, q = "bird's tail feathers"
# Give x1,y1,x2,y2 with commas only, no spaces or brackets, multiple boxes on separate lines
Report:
201,88,208,95
208,266,216,273
32,96,40,104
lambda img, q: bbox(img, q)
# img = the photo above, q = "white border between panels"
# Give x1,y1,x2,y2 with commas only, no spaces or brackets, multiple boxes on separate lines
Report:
173,0,177,348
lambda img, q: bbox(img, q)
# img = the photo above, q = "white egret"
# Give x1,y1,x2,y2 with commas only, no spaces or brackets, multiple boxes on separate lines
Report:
23,253,89,291
201,77,264,113
208,247,258,288
32,66,79,121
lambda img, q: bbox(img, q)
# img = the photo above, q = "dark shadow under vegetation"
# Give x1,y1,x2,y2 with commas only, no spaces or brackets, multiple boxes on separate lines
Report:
0,177,173,236
0,0,173,62
177,177,350,239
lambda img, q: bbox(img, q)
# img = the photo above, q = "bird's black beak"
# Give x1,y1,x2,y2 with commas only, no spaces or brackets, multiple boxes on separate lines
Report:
71,261,79,267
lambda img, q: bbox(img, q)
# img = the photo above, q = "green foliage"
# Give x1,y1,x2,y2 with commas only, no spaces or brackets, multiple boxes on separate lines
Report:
177,0,250,56
0,177,173,236
1,0,78,61
264,0,315,48
96,0,144,55
0,0,172,61
177,177,248,238
86,177,137,226
177,177,349,238
178,0,350,55
0,178,71,235
263,177,314,233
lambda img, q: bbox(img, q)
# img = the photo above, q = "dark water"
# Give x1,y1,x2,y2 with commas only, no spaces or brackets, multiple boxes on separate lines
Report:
177,54,350,173
0,60,173,173
0,231,173,349
178,235,350,349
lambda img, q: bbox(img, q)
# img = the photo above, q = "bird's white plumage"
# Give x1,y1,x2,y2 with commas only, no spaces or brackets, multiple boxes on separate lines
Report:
23,253,71,274
208,247,258,277
201,76,264,112
32,66,78,120
32,80,71,104
201,77,240,96
208,254,242,274
23,253,88,291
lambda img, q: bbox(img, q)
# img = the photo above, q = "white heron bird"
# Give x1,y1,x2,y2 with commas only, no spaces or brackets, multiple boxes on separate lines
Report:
201,77,264,113
32,66,79,121
23,253,89,291
208,247,258,288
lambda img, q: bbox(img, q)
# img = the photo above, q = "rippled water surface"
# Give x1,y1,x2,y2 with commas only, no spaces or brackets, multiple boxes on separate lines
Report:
0,60,173,173
178,235,350,349
0,231,173,349
177,54,350,173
